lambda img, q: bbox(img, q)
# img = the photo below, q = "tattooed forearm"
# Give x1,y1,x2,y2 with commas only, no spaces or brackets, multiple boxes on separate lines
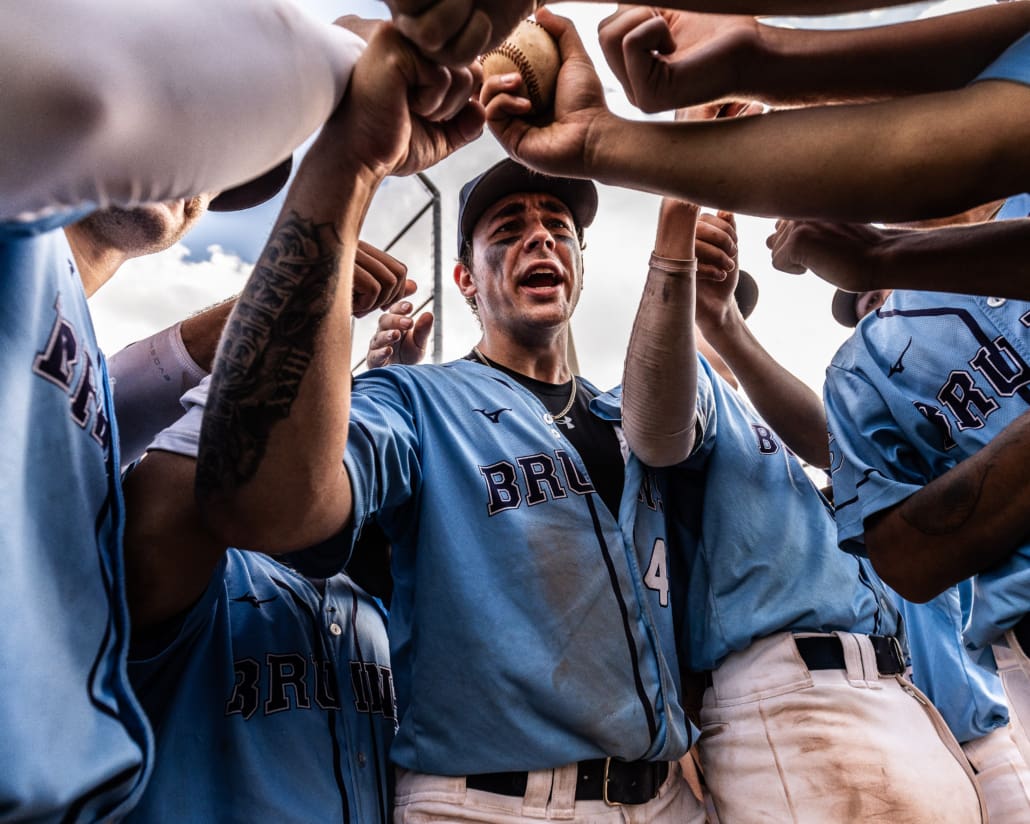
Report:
866,411,1030,601
197,210,342,496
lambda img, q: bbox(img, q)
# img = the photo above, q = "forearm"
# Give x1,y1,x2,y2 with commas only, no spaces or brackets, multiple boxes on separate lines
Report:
748,4,1030,105
2,0,363,220
197,128,377,551
868,220,1030,300
588,83,1030,222
622,203,698,467
179,298,238,373
702,318,829,468
570,0,918,14
866,411,1030,603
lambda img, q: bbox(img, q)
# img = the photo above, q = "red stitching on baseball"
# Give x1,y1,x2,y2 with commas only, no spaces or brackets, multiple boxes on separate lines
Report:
481,42,544,110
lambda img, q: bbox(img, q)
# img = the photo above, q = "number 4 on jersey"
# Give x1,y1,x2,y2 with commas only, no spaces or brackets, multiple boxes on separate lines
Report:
644,539,669,607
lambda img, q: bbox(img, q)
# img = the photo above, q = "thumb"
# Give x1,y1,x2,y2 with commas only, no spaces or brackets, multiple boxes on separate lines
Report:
412,312,435,352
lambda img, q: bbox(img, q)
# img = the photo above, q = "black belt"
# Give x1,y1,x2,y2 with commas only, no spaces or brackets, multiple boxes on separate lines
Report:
466,758,669,806
1013,613,1030,655
795,634,905,675
705,634,905,686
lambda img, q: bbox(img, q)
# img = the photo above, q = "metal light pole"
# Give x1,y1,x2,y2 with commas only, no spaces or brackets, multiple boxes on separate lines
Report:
416,172,443,364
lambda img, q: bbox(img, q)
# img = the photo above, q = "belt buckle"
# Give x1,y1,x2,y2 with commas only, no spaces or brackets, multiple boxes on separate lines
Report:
601,757,622,807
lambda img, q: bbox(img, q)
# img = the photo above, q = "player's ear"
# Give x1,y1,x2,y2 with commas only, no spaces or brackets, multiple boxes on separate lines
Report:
454,262,476,298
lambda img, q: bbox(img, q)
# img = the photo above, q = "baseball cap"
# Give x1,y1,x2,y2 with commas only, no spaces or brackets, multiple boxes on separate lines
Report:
457,159,598,255
208,157,293,212
831,289,860,328
735,270,759,320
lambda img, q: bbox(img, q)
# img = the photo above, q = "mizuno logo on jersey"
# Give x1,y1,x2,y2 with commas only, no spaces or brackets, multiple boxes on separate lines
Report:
479,448,594,516
474,407,511,424
33,295,111,453
888,338,912,378
231,593,279,608
637,470,664,513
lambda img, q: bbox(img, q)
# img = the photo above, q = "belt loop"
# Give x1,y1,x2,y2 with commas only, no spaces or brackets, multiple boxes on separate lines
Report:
995,635,1022,670
522,769,555,819
547,764,577,819
836,631,880,688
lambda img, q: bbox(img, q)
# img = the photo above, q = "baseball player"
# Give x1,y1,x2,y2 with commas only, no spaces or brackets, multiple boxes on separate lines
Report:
819,188,1030,807
123,380,397,823
620,193,987,821
818,196,1030,619
829,283,1030,821
482,9,1030,224
195,153,704,822
105,248,405,823
0,5,422,818
107,21,480,823
0,181,307,819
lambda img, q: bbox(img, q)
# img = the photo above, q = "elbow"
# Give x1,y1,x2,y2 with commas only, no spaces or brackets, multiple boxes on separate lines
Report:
866,533,946,604
200,498,343,554
870,558,938,604
197,473,350,553
800,442,831,473
631,442,692,469
623,421,695,468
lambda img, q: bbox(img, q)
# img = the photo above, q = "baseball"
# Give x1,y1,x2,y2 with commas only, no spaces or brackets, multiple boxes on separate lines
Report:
480,19,560,114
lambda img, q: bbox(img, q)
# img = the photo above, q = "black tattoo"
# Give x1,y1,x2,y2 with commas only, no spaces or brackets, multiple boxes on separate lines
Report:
197,211,341,496
900,463,989,537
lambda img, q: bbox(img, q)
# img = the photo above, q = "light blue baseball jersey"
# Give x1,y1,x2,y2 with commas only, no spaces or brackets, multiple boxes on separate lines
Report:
332,360,691,775
658,356,898,673
973,30,1030,86
825,194,1030,658
0,216,152,821
127,549,394,823
888,581,1009,744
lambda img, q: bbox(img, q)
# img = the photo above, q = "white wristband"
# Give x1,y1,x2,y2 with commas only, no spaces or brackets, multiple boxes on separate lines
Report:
108,322,208,469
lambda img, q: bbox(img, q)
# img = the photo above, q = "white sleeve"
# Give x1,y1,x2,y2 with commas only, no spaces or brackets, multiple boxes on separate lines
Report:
147,376,211,460
108,323,208,471
1,0,365,221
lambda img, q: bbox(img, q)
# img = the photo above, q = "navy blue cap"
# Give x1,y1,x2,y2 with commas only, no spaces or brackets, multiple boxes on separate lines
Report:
457,159,597,255
831,289,860,327
209,156,293,212
735,270,759,320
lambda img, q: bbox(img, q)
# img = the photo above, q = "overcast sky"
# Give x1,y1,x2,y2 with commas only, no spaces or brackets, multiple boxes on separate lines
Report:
88,0,980,396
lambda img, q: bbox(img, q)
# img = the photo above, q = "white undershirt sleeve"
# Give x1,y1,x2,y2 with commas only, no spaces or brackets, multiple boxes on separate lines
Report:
146,376,211,461
108,322,208,470
1,0,364,220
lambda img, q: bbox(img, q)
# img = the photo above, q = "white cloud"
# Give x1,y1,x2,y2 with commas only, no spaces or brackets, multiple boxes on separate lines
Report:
89,244,251,353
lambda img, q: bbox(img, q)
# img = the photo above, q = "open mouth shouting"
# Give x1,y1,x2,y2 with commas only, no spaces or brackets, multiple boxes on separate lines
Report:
517,262,565,297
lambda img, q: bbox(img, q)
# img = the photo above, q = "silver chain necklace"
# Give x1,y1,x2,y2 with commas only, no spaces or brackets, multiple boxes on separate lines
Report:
472,346,577,419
